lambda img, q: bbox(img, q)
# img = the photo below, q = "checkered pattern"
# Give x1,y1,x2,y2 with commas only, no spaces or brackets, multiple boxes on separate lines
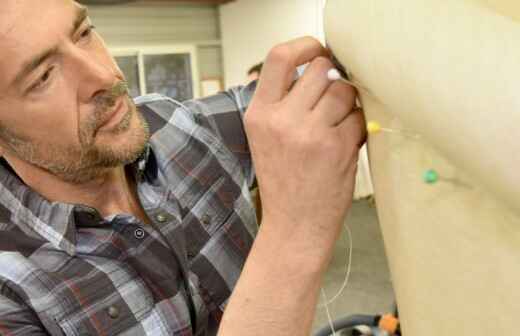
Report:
0,83,258,335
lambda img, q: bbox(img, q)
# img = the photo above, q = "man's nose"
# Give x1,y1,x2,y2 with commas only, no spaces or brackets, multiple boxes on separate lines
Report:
72,48,118,102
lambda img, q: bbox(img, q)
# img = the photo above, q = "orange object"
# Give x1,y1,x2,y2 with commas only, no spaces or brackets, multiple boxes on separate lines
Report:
379,314,399,333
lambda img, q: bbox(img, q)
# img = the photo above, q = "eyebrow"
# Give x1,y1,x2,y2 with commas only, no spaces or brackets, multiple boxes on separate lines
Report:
11,6,89,89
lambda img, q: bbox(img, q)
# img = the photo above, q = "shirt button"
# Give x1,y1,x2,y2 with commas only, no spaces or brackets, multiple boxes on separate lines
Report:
201,214,211,226
156,213,167,223
108,306,119,319
134,228,145,239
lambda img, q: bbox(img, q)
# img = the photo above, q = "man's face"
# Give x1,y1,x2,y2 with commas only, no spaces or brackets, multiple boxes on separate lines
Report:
0,0,149,183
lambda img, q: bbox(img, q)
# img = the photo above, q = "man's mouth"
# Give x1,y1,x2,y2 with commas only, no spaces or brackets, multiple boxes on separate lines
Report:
97,96,129,131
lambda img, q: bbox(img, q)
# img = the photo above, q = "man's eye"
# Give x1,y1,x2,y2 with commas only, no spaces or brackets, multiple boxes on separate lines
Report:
80,25,95,39
32,67,54,91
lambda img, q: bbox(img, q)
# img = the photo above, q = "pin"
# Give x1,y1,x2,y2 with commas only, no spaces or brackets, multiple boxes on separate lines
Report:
423,169,439,184
423,169,472,188
327,68,371,94
366,121,421,139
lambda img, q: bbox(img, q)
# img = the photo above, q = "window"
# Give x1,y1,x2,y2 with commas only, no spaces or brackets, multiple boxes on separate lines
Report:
111,46,200,101
114,55,140,98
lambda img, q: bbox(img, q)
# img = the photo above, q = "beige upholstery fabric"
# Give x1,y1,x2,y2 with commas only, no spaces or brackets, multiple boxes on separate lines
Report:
324,0,520,334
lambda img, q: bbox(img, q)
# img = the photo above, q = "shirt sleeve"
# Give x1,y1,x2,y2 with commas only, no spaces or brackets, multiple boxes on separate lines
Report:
0,294,49,335
183,81,257,187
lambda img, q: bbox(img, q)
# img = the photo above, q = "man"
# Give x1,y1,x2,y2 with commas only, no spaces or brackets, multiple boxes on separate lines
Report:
0,1,365,335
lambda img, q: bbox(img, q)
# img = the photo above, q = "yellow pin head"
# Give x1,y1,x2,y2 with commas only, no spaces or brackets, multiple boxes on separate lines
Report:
367,121,382,134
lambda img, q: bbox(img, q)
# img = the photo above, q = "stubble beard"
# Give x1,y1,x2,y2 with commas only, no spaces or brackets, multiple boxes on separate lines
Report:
0,86,150,184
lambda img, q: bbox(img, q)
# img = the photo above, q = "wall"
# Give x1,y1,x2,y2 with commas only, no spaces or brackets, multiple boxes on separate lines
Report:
219,0,325,88
88,2,223,81
219,0,373,199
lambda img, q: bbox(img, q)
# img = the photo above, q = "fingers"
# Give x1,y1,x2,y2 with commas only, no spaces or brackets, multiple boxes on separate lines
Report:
255,37,329,104
286,57,335,111
312,81,357,126
335,107,367,151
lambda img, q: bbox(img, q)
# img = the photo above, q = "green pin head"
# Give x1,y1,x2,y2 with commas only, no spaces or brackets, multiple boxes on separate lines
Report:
423,169,439,184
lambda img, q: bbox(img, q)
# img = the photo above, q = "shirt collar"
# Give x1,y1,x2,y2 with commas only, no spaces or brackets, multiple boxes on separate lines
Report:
0,143,153,257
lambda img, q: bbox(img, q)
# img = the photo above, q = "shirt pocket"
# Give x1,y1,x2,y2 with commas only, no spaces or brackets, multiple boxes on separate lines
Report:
194,176,235,235
182,176,235,260
38,265,155,336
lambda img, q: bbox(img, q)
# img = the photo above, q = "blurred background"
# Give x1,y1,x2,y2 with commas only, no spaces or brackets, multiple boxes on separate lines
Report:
79,0,328,99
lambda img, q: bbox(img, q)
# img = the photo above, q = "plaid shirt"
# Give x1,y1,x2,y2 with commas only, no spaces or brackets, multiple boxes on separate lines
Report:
0,83,258,336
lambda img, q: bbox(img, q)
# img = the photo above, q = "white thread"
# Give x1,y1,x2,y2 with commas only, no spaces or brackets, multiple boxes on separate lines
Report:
319,223,353,307
318,222,353,336
321,288,337,336
374,125,422,139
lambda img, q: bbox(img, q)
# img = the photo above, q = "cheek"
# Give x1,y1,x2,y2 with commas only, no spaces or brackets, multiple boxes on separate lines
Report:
19,95,80,146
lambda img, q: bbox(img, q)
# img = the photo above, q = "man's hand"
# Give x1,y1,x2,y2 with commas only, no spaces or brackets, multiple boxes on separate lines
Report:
219,37,366,336
244,36,366,266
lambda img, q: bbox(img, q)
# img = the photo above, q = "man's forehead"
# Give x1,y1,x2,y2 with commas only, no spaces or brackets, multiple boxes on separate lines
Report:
0,0,78,36
0,1,25,38
0,0,80,92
